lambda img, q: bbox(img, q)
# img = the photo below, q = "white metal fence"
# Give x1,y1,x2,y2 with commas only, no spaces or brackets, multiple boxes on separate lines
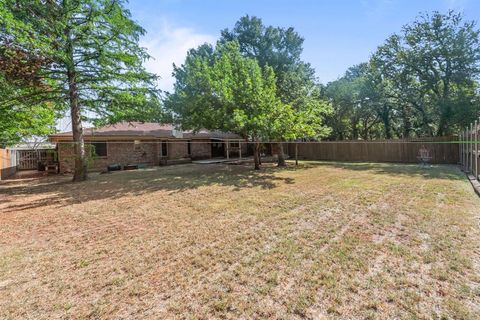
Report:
459,118,480,180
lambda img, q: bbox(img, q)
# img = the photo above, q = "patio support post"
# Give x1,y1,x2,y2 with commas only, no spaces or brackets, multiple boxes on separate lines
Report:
239,140,242,160
226,139,230,160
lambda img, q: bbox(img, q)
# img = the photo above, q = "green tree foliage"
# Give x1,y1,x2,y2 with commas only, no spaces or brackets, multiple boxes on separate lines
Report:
325,64,387,140
0,74,57,147
0,0,160,181
220,16,331,165
166,41,286,169
327,11,480,139
375,11,480,136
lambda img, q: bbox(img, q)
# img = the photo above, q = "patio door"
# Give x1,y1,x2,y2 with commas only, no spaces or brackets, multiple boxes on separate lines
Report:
211,141,224,158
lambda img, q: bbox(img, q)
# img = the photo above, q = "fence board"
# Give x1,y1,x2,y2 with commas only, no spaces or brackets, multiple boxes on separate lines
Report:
286,136,459,164
0,148,17,180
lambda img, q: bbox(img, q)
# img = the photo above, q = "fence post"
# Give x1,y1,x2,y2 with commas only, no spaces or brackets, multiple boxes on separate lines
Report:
465,129,469,171
461,131,465,169
458,132,462,165
466,128,470,172
469,126,472,173
475,120,478,180
459,132,462,169
465,128,468,172
463,130,466,169
464,130,467,170
463,130,466,170
470,123,474,173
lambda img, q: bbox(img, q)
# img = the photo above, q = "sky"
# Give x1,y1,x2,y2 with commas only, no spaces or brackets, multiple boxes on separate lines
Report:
126,0,480,92
55,0,479,132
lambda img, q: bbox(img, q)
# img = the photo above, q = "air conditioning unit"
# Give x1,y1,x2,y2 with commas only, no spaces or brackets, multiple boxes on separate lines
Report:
172,129,183,138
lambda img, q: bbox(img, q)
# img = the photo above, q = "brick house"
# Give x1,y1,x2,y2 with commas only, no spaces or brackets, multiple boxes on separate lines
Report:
49,122,247,173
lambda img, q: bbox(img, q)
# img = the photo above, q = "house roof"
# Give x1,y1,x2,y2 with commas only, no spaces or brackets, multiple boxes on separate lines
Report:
49,122,243,141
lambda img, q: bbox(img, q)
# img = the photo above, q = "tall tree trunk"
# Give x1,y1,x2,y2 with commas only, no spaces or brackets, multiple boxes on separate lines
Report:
68,70,87,182
258,144,262,165
295,142,298,166
66,26,87,182
401,106,411,138
253,141,260,170
381,105,392,139
277,142,286,167
437,116,446,136
352,118,359,140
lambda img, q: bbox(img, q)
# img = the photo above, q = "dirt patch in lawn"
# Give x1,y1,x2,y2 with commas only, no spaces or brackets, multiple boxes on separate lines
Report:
1,162,479,319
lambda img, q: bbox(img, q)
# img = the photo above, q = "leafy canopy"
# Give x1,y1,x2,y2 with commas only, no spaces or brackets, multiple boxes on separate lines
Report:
0,0,162,128
166,41,281,141
326,11,480,140
220,15,330,120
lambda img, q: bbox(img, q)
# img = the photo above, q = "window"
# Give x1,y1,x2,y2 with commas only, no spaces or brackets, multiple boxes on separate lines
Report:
161,141,168,157
90,142,107,157
187,140,191,155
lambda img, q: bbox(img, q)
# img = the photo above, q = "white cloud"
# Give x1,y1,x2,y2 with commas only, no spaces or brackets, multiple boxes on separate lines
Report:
140,20,216,93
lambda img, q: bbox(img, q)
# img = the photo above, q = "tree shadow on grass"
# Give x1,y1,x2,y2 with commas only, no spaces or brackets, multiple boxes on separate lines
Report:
300,161,465,181
0,163,296,213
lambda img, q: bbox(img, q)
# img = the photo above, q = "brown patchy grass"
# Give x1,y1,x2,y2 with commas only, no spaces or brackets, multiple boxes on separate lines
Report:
1,161,479,319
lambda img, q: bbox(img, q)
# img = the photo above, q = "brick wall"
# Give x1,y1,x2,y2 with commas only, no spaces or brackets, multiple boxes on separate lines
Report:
168,141,189,159
57,139,216,172
190,140,211,160
56,139,252,172
58,141,158,173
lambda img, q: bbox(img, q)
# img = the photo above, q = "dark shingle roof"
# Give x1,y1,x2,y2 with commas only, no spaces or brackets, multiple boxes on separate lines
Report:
49,122,243,140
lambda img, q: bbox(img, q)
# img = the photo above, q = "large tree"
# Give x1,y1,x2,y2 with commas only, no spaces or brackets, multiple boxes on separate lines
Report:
0,73,57,147
373,11,480,136
325,64,383,140
0,0,160,181
326,11,480,140
166,41,283,170
220,16,330,165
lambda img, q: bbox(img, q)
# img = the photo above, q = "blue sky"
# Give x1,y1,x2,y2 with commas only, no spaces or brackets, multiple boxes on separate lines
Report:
127,0,479,91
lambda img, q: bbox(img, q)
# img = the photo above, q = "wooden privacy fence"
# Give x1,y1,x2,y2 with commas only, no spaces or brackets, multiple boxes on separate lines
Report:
0,148,17,180
459,118,480,180
286,136,458,164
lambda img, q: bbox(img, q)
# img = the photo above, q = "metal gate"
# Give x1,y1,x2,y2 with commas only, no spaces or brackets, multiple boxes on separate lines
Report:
16,150,50,170
17,150,37,170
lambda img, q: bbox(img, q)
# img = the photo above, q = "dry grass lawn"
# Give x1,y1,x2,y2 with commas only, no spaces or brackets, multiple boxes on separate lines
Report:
1,161,480,319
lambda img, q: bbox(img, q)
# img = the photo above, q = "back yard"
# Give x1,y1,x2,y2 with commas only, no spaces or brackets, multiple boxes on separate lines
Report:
1,162,479,319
